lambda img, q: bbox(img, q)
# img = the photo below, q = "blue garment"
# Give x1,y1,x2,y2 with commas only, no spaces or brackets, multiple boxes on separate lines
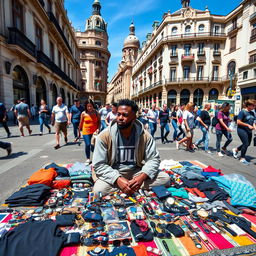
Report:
196,126,210,151
72,120,80,139
83,134,94,159
39,115,50,133
0,141,10,150
210,174,256,208
172,119,178,140
15,102,29,116
68,162,91,177
149,122,157,137
160,123,170,142
216,130,232,152
101,120,107,131
0,103,6,120
70,105,84,122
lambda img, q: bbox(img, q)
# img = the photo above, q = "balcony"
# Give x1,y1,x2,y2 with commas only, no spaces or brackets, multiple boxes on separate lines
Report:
197,51,205,57
47,11,72,54
8,27,36,57
213,51,221,56
250,28,256,43
37,50,52,70
227,24,238,35
250,12,256,23
181,54,195,62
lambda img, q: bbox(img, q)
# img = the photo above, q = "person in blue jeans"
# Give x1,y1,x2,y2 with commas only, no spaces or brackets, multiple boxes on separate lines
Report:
147,104,158,138
38,100,51,135
195,103,212,153
99,104,111,131
171,105,179,141
70,99,84,141
158,104,170,144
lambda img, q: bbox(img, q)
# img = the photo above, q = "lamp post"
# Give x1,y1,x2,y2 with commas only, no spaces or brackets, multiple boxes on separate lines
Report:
228,70,234,97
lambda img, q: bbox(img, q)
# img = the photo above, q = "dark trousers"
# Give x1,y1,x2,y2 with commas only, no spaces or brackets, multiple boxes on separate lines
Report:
160,123,170,142
0,120,10,136
149,122,157,138
177,125,185,139
237,128,252,158
72,120,80,138
0,141,10,150
216,130,233,152
83,134,94,159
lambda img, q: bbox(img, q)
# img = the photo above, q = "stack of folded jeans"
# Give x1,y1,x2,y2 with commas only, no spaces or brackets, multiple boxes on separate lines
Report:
5,184,51,207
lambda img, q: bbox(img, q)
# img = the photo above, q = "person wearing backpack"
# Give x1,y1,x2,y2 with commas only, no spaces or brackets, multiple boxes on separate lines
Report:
232,100,256,165
215,102,233,157
194,103,212,153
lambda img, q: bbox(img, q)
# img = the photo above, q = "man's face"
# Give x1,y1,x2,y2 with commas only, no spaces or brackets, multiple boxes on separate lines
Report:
75,101,80,107
57,98,62,105
116,105,136,129
106,104,110,110
163,105,167,111
152,104,156,110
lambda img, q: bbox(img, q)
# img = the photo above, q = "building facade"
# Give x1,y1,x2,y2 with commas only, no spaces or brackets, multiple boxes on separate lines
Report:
121,0,256,114
107,23,140,103
0,0,81,110
75,0,110,107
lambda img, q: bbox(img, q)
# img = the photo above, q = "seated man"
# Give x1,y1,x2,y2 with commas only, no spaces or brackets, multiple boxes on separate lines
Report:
93,99,170,196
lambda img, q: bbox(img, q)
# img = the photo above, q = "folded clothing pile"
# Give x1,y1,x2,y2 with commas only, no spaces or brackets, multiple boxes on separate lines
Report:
5,184,51,207
45,163,70,177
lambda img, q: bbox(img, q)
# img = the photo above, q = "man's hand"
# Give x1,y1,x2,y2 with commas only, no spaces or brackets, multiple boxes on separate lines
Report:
128,173,148,191
116,177,134,195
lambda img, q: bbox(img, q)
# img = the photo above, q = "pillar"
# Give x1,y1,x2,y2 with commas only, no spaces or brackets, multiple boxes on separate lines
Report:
162,86,167,105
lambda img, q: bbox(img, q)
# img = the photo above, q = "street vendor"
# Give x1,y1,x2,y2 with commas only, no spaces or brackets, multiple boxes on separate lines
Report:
92,99,170,195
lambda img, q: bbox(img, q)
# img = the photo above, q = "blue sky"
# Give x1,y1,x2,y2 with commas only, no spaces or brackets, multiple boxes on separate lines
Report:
65,0,242,81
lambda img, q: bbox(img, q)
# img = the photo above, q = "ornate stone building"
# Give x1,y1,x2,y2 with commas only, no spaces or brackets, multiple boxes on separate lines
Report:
107,23,140,103
75,0,110,107
0,0,81,109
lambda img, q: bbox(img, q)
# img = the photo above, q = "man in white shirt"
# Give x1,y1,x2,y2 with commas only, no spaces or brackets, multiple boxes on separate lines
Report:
51,97,70,149
147,104,158,138
99,103,111,131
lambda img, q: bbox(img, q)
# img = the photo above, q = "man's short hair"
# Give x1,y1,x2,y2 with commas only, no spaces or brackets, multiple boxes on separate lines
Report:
20,98,25,102
112,102,118,107
74,99,79,102
117,99,139,113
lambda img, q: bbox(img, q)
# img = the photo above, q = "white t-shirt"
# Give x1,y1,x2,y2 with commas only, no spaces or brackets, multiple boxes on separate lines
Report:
106,111,117,123
147,109,158,123
182,110,195,129
52,104,69,123
99,107,111,121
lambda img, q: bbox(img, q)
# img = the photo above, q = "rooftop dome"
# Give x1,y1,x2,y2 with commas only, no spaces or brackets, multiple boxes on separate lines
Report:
123,22,140,48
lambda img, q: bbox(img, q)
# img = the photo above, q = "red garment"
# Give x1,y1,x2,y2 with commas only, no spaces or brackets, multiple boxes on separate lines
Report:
132,244,148,256
203,165,222,174
186,188,206,198
52,180,71,189
28,168,57,187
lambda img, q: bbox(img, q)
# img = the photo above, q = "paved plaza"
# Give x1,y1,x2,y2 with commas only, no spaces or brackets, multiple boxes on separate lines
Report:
0,122,255,204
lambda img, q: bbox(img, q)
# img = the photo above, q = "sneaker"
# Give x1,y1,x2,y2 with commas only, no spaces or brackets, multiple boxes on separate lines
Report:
7,133,11,138
85,159,90,164
232,148,238,159
217,152,224,157
176,141,179,150
6,144,12,156
205,150,212,154
48,128,51,134
240,159,250,165
39,132,43,136
193,144,198,150
54,144,60,150
221,147,230,156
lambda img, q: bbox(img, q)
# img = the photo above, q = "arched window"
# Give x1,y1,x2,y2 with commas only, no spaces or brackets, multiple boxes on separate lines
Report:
95,41,101,46
168,90,177,106
198,24,205,32
36,77,46,106
172,27,178,35
193,88,204,107
209,88,219,101
51,84,58,107
180,89,190,105
60,88,65,103
227,61,236,76
185,25,191,34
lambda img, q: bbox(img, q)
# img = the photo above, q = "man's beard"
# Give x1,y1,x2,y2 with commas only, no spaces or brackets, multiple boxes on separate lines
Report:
117,121,133,130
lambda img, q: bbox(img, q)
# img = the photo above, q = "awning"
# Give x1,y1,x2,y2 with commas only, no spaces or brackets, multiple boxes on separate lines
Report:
241,86,256,95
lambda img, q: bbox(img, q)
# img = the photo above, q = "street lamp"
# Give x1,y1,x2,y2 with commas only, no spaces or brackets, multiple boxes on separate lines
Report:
228,70,234,97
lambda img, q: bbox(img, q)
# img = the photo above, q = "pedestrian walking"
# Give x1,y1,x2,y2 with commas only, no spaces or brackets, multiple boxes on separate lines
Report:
176,102,195,151
30,104,36,120
170,105,179,141
147,104,158,138
195,103,212,153
0,102,11,138
69,99,84,142
232,100,256,165
138,108,149,130
10,102,18,125
0,141,12,156
38,100,51,136
158,104,171,144
79,100,100,163
176,104,185,140
105,102,117,126
51,97,70,149
215,102,233,157
99,103,111,131
15,98,32,137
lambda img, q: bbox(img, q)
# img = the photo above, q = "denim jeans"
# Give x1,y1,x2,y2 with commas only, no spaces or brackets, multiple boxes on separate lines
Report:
160,123,170,142
101,120,107,131
0,141,10,149
216,130,233,152
83,134,94,159
149,122,157,138
72,120,80,138
171,120,179,140
237,128,252,158
39,115,50,133
196,126,210,151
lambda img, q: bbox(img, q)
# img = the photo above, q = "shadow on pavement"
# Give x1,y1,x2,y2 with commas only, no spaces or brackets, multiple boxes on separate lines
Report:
0,151,27,160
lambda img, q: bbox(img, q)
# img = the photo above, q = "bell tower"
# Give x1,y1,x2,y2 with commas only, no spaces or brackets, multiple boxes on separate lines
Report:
181,0,190,8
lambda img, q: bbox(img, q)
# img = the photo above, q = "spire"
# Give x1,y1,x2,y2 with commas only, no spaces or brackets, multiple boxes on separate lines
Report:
181,0,190,8
129,22,135,36
92,0,101,15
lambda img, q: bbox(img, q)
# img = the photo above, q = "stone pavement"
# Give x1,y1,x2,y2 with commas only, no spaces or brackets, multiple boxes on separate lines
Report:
0,122,255,204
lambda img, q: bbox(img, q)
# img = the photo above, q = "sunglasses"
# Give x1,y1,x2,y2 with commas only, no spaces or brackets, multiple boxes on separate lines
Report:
113,239,131,247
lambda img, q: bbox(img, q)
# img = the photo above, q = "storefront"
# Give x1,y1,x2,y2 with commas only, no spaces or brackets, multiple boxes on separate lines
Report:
241,86,256,101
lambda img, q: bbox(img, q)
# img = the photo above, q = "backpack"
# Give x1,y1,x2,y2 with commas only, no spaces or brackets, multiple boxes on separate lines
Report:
211,116,219,127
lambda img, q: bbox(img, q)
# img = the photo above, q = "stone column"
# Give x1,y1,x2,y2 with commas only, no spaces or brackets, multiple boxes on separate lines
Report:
1,74,14,110
177,92,180,105
162,85,167,105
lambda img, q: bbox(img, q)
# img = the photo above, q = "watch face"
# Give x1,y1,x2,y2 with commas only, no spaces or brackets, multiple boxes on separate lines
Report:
166,197,175,206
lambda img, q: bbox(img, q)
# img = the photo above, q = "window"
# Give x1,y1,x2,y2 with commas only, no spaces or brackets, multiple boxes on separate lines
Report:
12,0,24,31
170,68,176,81
243,71,248,80
95,41,101,46
214,43,220,52
198,43,204,54
172,27,177,35
50,41,54,62
58,51,62,69
232,18,237,29
96,19,100,26
209,88,219,100
95,71,101,78
63,58,66,73
198,24,205,32
184,44,191,55
197,66,203,80
228,61,236,76
230,36,237,52
249,54,256,64
47,0,52,12
183,66,190,80
185,25,191,34
35,24,43,51
68,64,70,76
214,26,220,35
159,70,162,81
254,69,256,78
212,66,219,80
171,45,177,56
